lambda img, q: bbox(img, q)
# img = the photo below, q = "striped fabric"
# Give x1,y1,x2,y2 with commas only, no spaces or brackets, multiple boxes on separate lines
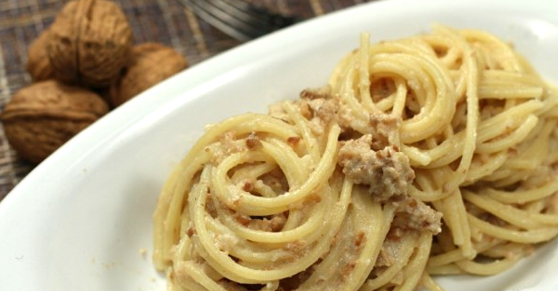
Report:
0,0,373,199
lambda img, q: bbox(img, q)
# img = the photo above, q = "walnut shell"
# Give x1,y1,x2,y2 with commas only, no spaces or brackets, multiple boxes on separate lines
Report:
26,29,54,81
47,0,133,88
0,80,109,164
109,43,188,107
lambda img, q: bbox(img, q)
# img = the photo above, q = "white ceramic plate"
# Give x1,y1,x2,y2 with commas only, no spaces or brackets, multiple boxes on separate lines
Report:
1,0,558,290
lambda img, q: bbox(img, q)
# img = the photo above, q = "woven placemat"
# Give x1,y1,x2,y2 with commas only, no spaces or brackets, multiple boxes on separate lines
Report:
0,0,372,200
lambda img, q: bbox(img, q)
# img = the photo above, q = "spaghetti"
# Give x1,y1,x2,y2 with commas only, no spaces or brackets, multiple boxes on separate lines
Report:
152,25,558,291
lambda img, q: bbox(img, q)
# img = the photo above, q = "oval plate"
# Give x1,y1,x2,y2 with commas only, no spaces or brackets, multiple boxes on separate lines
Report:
1,0,558,290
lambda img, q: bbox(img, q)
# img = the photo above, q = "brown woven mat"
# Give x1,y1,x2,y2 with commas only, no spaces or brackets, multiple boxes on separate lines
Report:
0,0,373,200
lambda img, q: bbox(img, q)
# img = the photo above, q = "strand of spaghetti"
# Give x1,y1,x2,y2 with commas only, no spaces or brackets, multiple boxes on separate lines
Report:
434,25,479,190
182,113,298,163
427,239,502,268
341,193,394,290
463,191,558,228
391,77,410,117
475,115,538,154
293,196,395,291
158,150,211,264
539,87,558,115
461,29,523,72
361,233,418,290
488,120,553,187
338,55,370,125
358,33,375,111
376,96,398,114
463,151,508,184
207,212,329,262
212,184,330,244
403,101,539,170
203,211,324,264
476,100,543,143
481,70,544,86
402,145,434,166
288,179,355,290
371,38,435,57
258,140,308,187
455,256,520,276
423,36,461,68
203,165,334,264
372,57,432,107
173,273,208,291
479,87,544,99
403,132,468,168
483,243,535,259
155,113,301,263
172,229,192,264
421,272,445,291
177,261,229,291
420,139,465,168
301,195,383,291
282,101,321,161
467,214,558,243
153,165,181,269
371,54,456,143
229,162,278,195
408,171,449,202
428,264,463,276
191,168,352,283
485,178,558,203
437,188,475,258
210,125,340,216
394,232,433,291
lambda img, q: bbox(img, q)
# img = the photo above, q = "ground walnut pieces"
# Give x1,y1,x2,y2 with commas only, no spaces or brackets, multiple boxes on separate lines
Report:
1,0,188,164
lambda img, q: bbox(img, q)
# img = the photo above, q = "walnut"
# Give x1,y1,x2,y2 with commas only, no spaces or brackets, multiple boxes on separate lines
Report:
26,29,54,81
47,0,133,88
0,80,109,164
109,43,188,107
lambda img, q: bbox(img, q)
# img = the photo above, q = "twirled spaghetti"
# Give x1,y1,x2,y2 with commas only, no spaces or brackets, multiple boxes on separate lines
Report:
152,25,558,291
